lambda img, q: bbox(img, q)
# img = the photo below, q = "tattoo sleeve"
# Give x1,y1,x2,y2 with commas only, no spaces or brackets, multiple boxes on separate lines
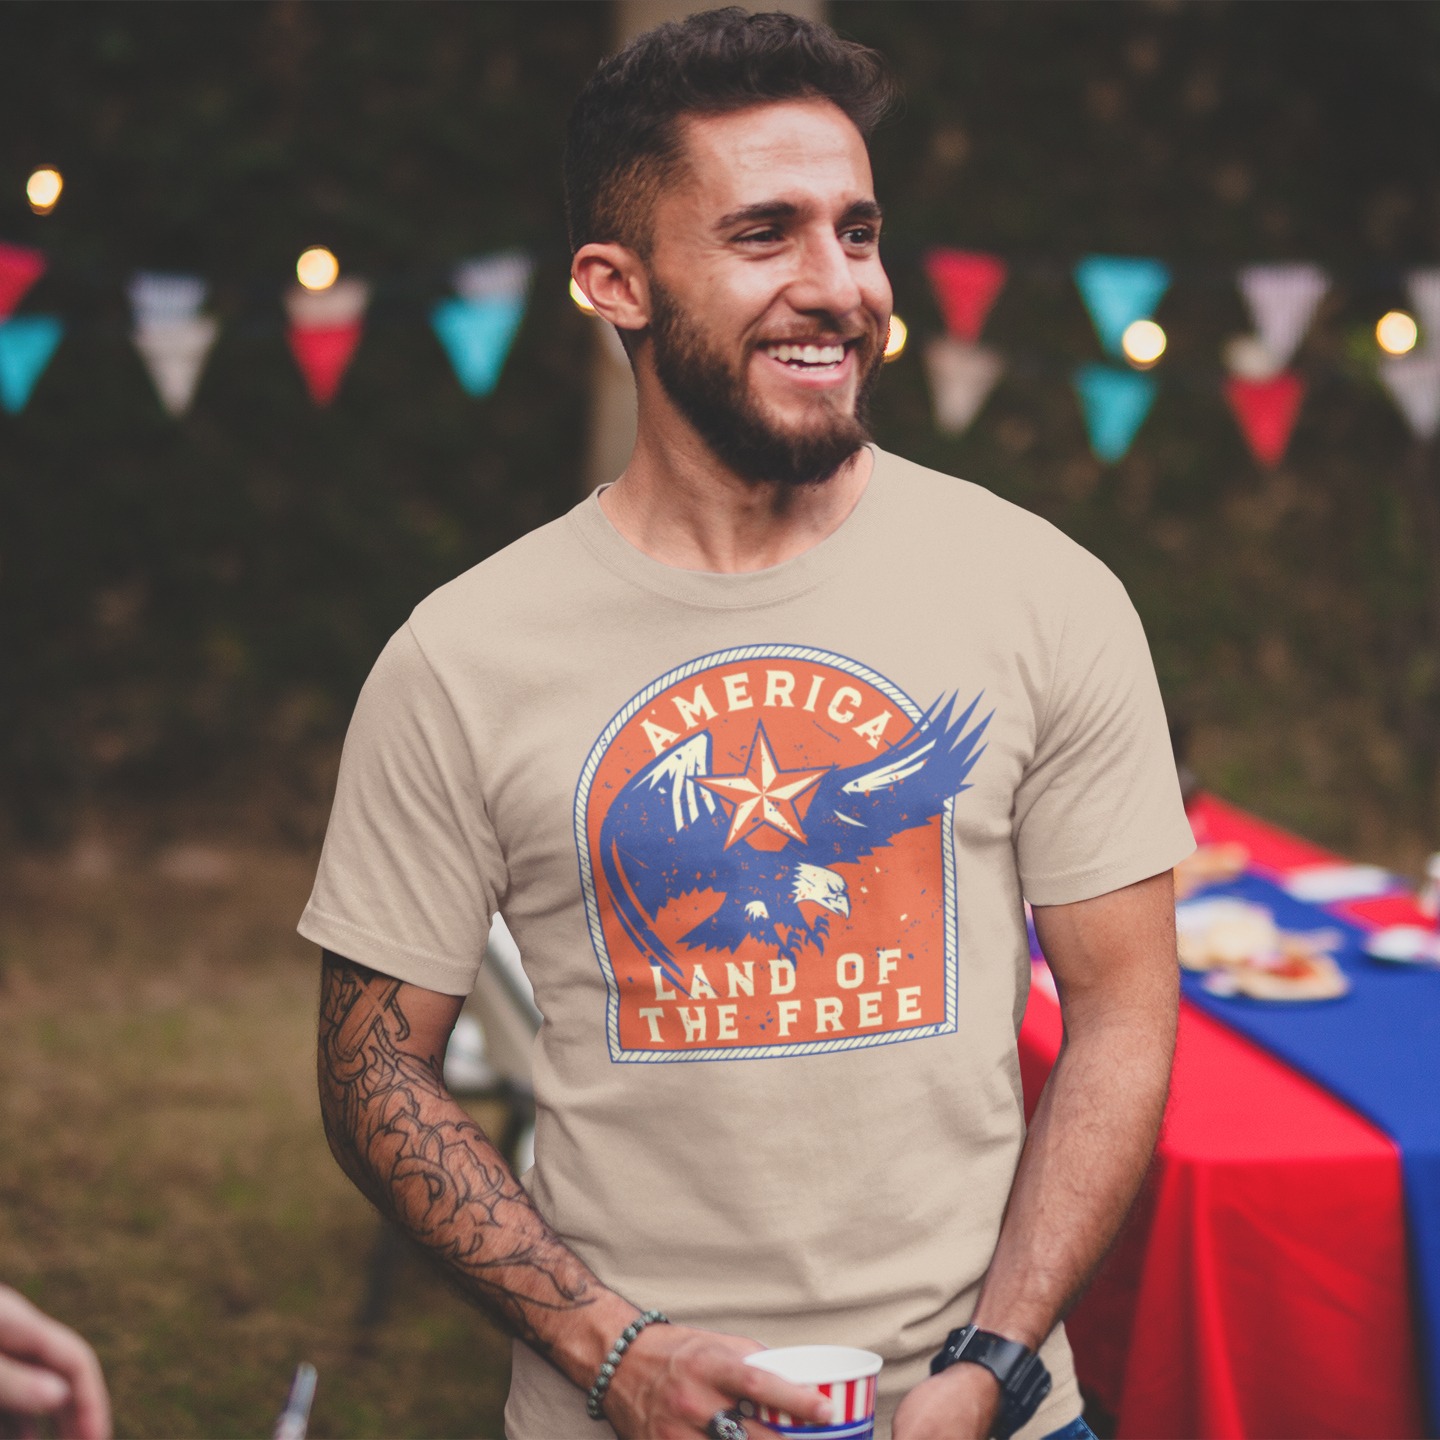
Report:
316,951,600,1353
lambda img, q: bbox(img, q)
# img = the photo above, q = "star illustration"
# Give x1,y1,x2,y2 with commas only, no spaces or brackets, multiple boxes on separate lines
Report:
697,722,828,850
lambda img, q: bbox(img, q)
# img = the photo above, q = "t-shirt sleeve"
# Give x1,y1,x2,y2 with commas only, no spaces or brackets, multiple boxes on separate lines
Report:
1013,557,1195,906
297,622,506,995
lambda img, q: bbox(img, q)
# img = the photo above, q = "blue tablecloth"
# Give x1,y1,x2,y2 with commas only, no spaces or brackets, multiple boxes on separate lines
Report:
1182,873,1440,1432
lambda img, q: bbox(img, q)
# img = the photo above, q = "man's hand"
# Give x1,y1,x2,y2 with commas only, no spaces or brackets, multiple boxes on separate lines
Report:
891,1363,998,1440
603,1324,831,1439
0,1285,111,1440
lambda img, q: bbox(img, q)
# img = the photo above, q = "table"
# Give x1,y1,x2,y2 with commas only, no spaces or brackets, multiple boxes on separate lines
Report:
1018,794,1429,1438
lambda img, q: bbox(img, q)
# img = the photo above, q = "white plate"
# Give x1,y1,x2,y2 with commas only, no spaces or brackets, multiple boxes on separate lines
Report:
1363,926,1440,964
1283,865,1396,904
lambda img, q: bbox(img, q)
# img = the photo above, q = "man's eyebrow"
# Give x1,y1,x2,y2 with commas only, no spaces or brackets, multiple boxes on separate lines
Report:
715,200,801,231
712,198,884,232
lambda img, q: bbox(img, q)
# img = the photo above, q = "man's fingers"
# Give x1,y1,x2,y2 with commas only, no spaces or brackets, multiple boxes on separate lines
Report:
711,1356,831,1425
52,1345,110,1440
0,1289,110,1440
0,1352,71,1414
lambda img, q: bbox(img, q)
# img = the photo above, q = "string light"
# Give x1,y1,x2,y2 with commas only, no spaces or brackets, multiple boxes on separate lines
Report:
1376,310,1418,357
884,314,908,361
569,277,597,316
296,247,339,291
26,167,62,215
1122,319,1166,369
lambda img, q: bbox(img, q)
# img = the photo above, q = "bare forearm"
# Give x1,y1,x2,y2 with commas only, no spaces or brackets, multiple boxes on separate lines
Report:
976,873,1178,1347
316,955,636,1383
971,1002,1173,1346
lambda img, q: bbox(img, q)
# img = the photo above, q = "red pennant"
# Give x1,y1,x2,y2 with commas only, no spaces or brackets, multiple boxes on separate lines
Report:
1224,372,1306,467
0,242,46,320
923,249,1008,342
287,322,362,407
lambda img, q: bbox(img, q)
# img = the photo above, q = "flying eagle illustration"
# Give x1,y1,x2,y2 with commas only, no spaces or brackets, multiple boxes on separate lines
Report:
598,692,991,989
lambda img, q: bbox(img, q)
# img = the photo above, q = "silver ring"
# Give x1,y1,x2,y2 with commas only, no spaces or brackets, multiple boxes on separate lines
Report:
705,1410,748,1440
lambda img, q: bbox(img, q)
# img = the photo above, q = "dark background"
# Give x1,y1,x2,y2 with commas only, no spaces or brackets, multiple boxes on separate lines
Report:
3,0,1440,863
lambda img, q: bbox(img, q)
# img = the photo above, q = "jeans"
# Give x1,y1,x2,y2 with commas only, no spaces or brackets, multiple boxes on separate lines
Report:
1041,1419,1097,1440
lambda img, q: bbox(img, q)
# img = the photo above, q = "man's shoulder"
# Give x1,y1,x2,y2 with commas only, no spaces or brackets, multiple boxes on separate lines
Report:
408,506,586,638
870,447,1109,584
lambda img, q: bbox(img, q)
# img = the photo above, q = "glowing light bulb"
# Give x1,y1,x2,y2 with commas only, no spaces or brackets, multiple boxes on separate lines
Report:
1376,310,1418,357
884,314,908,361
26,167,62,214
296,247,339,291
1122,319,1166,369
569,277,597,316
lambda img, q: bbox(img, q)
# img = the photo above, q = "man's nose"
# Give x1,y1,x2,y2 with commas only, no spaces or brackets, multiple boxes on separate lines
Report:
787,227,866,324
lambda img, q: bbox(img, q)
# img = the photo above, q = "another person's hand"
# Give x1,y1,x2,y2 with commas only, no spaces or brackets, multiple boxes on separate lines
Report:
891,1362,1000,1440
0,1286,111,1440
603,1323,831,1439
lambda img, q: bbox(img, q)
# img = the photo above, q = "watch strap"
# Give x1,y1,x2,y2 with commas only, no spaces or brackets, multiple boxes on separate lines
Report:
929,1324,1052,1439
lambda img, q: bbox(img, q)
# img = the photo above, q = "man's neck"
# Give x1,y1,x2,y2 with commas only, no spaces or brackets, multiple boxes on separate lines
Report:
596,390,873,576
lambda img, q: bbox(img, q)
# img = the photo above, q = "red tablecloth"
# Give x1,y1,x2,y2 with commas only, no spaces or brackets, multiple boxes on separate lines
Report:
1018,795,1427,1438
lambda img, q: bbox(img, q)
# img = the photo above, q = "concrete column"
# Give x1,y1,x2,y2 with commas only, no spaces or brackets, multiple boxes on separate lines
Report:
581,0,824,492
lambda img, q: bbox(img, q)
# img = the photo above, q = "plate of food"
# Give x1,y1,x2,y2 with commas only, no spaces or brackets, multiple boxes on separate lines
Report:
1176,897,1350,1001
1173,843,1250,901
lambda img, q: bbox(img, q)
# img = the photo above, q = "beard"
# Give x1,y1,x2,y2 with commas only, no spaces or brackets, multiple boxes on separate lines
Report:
646,277,884,487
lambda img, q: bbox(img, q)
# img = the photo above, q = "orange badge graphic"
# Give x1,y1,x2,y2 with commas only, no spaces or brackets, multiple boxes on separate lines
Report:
576,647,989,1062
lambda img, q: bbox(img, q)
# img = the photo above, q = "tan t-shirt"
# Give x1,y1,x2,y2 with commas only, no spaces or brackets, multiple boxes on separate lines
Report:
299,446,1194,1440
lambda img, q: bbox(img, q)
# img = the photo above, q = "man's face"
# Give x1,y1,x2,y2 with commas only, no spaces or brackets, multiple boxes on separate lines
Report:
641,98,892,486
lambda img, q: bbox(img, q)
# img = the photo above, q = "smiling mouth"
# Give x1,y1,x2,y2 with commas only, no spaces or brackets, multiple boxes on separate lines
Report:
761,340,853,372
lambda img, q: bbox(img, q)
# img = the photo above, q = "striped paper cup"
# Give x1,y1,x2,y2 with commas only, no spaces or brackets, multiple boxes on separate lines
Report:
744,1345,883,1439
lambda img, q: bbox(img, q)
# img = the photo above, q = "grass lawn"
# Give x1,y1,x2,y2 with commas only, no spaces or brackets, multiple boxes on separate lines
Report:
0,837,512,1439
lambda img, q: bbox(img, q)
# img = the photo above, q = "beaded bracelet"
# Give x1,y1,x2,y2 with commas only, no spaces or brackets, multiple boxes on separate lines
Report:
585,1309,669,1420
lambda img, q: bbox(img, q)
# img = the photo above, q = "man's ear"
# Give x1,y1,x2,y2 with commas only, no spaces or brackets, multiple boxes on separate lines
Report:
573,243,651,338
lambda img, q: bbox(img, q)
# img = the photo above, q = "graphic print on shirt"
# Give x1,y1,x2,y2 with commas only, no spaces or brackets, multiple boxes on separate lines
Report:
576,646,991,1063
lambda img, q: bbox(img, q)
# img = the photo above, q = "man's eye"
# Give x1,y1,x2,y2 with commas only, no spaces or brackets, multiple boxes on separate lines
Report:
843,227,877,245
740,228,783,244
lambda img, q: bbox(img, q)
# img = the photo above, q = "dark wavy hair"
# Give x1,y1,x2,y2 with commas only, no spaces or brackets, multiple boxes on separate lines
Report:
564,7,899,256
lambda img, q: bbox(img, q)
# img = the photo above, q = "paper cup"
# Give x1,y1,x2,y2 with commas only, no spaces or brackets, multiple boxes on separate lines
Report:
744,1345,883,1439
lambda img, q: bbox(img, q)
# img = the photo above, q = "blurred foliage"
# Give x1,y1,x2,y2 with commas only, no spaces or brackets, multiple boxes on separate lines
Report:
840,0,1440,859
0,1,607,838
2,1,1440,859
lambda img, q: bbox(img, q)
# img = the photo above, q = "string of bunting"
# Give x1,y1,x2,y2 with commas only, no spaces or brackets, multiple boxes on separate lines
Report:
922,247,1440,466
2,233,1439,469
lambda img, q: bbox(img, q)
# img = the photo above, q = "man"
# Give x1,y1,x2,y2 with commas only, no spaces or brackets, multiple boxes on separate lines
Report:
302,11,1192,1439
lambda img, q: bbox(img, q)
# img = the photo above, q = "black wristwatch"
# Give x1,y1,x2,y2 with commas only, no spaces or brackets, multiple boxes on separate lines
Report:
929,1324,1051,1439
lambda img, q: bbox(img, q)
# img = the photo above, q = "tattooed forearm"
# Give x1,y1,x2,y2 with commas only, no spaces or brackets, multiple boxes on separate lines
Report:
317,951,600,1353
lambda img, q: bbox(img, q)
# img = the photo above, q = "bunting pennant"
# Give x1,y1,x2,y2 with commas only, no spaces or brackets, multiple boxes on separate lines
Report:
1074,256,1171,357
923,337,1003,434
430,252,533,398
1238,264,1328,370
1073,363,1158,463
285,278,370,406
128,272,208,325
1406,269,1440,355
453,251,534,304
1223,334,1285,382
1379,354,1440,441
0,315,64,414
129,272,217,416
1225,372,1306,467
431,297,526,397
923,249,1007,342
0,242,46,321
133,318,219,416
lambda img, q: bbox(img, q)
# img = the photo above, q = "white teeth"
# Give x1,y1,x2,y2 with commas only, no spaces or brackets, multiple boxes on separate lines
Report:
765,342,847,367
